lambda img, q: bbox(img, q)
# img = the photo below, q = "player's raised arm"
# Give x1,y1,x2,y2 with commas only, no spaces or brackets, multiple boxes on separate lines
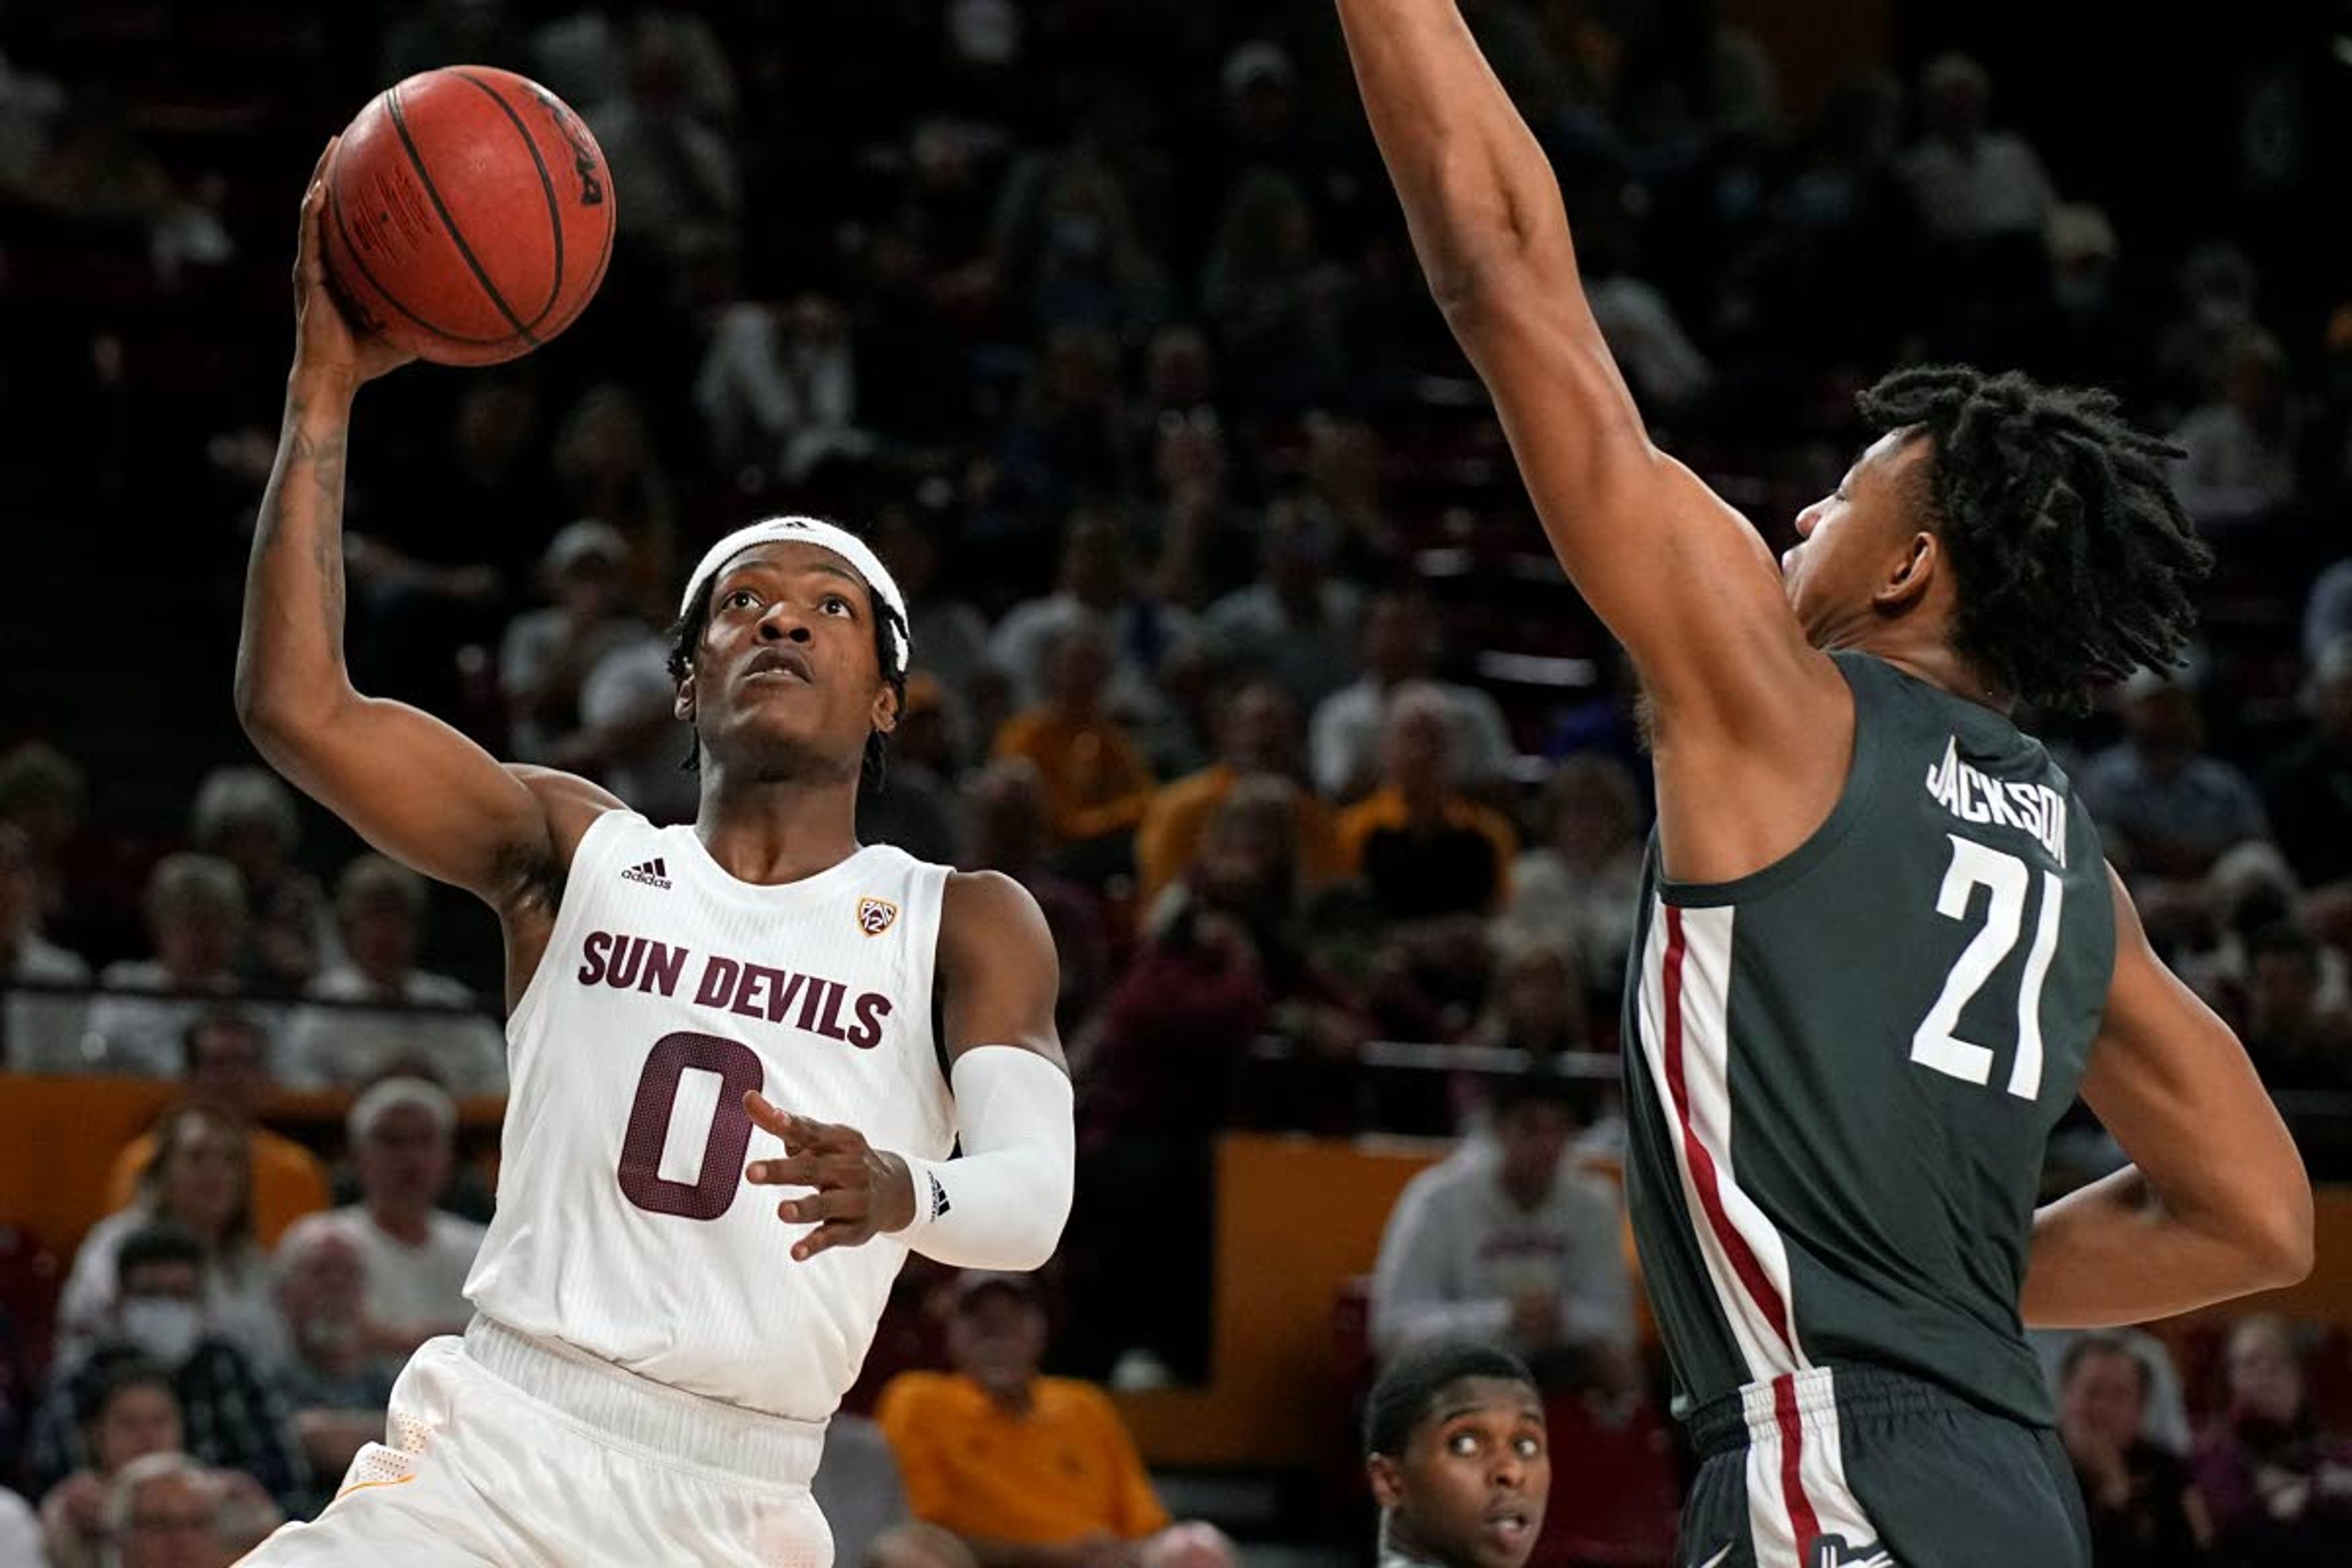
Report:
235,144,587,913
1333,0,1823,734
2021,865,2313,1327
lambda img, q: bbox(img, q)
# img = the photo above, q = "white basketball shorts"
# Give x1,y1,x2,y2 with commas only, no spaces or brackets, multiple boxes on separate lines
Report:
242,1317,834,1566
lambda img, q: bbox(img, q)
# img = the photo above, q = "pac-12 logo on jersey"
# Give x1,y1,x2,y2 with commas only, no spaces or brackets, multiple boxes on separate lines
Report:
858,897,899,936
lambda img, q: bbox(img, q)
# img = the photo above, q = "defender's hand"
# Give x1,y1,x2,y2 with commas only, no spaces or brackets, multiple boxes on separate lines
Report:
292,138,415,390
743,1091,919,1260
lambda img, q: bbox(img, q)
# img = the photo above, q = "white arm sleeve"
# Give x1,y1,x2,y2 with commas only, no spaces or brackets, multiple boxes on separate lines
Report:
892,1044,1075,1270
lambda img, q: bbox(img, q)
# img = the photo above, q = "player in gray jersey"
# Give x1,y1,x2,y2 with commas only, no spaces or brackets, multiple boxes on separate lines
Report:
1333,6,2312,1566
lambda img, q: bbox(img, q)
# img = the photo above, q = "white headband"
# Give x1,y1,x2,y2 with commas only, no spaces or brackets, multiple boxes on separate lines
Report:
680,516,911,676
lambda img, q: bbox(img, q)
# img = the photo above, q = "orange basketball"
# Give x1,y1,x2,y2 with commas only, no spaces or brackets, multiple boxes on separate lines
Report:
320,66,616,368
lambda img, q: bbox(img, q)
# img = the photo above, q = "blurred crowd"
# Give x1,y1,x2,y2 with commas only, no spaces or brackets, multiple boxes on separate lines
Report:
2,1,2350,1564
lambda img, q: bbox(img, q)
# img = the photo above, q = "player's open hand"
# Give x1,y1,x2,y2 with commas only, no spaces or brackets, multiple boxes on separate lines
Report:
292,138,415,390
742,1091,919,1261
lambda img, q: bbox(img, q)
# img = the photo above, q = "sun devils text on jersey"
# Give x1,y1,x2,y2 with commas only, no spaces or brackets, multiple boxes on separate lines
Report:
465,809,956,1420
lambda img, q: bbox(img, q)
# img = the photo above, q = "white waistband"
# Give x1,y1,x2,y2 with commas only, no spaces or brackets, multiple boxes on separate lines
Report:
462,1316,826,1487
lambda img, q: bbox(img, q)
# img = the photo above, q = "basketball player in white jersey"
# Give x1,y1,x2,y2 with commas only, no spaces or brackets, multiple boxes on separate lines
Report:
235,147,1077,1565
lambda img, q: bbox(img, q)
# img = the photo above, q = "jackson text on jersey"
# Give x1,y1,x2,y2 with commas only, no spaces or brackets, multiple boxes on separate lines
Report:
1923,735,2068,867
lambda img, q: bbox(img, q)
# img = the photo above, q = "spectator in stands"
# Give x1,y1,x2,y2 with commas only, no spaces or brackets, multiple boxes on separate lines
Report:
1468,942,1590,1067
813,1414,915,1568
0,742,85,945
1492,755,1646,1009
990,509,1201,722
1137,405,1255,615
1337,687,1518,923
545,625,703,825
876,1272,1238,1568
2030,1326,2197,1456
0,1487,37,1568
696,290,872,488
1200,168,1348,417
269,1225,394,1513
0,819,82,985
2169,330,2301,532
102,1010,331,1249
1134,681,1341,911
1362,1342,1547,1568
991,618,1158,870
2307,561,2352,668
278,856,505,1096
39,1360,182,1568
60,1109,283,1366
32,1224,304,1508
1076,776,1368,1379
1370,1076,1634,1392
2240,923,2352,1095
979,335,1131,573
959,761,1110,1036
2156,244,2265,418
868,1521,983,1568
2058,1334,2211,1566
187,768,328,993
584,26,742,276
858,674,965,866
549,385,678,622
277,1077,484,1362
1202,495,1365,713
498,520,658,763
873,507,995,713
1896,53,2056,247
103,1451,278,1568
1,818,88,1071
80,856,250,1079
2036,203,2139,396
2192,1314,2352,1562
1311,594,1513,803
2082,668,2269,884
530,4,737,130
2263,638,2352,889
992,145,1167,338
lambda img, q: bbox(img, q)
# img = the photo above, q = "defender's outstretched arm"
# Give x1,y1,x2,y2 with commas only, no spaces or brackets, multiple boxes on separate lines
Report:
1334,0,1825,737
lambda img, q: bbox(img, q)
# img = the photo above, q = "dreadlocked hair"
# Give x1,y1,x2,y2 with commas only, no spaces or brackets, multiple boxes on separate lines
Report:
665,571,910,794
1855,364,2212,713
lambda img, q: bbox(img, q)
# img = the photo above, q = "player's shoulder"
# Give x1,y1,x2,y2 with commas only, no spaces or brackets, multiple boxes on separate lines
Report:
941,869,1051,943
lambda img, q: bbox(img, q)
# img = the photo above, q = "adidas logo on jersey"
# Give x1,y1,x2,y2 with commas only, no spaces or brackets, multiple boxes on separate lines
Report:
858,897,899,937
926,1171,952,1221
621,858,671,889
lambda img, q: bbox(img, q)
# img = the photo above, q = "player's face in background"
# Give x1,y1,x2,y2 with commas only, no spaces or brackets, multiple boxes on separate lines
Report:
1781,429,1935,650
683,543,898,783
946,1288,1049,1399
1368,1376,1548,1568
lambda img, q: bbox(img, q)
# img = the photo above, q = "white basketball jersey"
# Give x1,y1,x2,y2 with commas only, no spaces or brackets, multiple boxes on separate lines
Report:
466,811,956,1421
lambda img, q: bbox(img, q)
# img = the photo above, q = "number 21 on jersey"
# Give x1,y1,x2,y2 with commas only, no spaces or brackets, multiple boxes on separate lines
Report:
1911,834,2063,1101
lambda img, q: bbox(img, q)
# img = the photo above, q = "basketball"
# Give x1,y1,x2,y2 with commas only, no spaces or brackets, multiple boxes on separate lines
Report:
320,66,615,367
